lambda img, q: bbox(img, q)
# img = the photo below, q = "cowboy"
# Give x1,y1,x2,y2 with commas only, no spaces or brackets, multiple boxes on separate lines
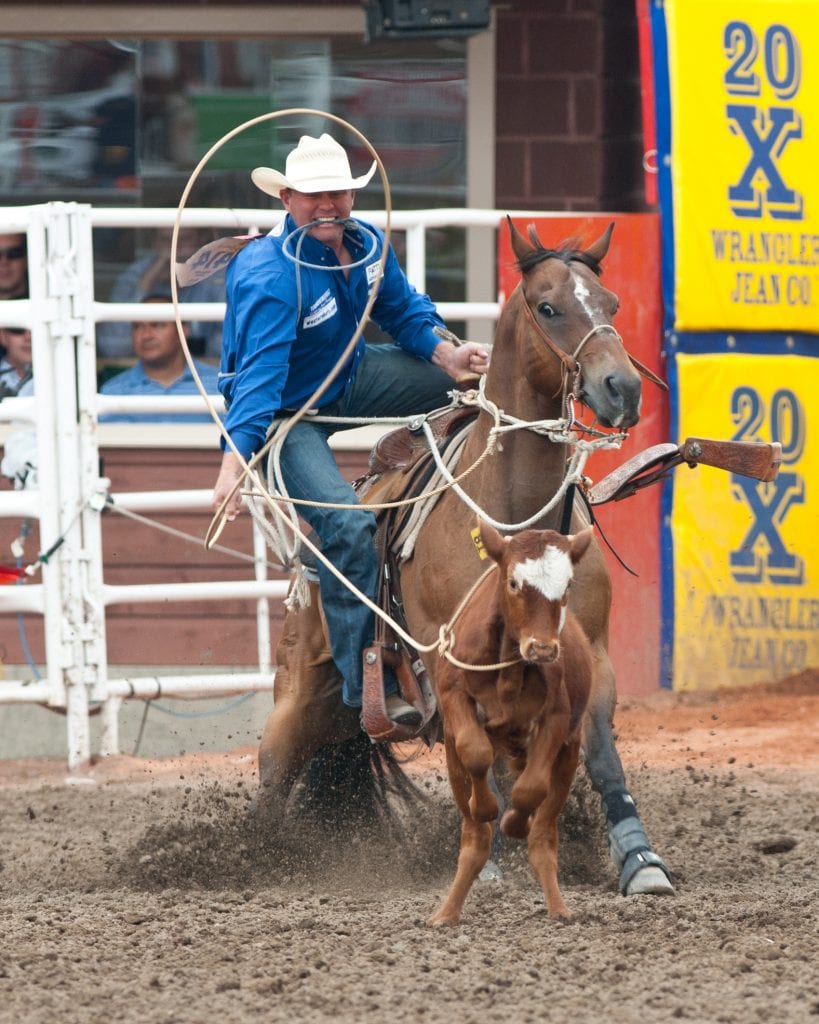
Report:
211,133,489,727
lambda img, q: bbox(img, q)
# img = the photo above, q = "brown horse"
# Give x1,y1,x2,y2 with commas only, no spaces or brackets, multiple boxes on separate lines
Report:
257,219,674,895
430,521,594,927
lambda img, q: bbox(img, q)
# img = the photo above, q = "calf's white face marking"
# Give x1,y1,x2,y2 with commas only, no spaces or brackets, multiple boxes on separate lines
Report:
512,544,572,633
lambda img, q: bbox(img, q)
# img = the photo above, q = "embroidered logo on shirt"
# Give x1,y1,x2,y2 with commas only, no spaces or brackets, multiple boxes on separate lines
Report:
303,290,337,329
366,261,383,286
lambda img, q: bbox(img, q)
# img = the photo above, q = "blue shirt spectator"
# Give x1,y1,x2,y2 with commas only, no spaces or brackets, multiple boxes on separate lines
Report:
100,293,220,423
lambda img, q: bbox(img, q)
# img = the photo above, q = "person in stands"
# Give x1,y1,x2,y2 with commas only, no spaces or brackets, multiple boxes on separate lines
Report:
0,233,28,302
100,289,220,423
0,234,31,399
96,227,224,359
211,133,490,728
0,324,32,399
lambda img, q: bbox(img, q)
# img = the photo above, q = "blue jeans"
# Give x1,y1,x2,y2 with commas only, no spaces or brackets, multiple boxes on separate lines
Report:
276,344,453,708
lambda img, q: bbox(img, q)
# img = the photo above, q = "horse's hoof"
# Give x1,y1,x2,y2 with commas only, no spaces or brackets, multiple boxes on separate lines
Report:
478,860,503,883
625,864,675,896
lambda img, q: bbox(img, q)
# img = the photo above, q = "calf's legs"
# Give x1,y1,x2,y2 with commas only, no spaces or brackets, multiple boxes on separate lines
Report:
429,730,495,928
526,738,581,919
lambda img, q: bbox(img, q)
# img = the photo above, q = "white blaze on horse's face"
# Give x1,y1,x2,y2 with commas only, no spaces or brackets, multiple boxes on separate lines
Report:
571,268,607,328
512,544,573,633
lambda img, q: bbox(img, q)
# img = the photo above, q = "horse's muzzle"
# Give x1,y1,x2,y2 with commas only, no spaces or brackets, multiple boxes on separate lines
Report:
583,368,642,429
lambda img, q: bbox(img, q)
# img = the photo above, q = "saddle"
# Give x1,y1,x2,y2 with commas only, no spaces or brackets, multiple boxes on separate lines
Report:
368,386,480,476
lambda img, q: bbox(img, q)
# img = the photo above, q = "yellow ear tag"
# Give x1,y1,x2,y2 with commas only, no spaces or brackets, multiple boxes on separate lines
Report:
470,526,488,560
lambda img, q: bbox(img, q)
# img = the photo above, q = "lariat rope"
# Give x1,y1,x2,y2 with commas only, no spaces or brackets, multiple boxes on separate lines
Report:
166,107,629,672
241,367,625,667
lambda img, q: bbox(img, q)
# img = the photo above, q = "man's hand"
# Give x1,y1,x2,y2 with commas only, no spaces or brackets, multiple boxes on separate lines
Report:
212,451,246,521
431,339,490,381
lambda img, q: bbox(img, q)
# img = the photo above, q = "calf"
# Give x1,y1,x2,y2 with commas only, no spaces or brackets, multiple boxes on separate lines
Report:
429,520,594,927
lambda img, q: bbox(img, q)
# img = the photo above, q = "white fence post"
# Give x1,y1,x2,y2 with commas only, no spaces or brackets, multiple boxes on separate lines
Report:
43,203,97,767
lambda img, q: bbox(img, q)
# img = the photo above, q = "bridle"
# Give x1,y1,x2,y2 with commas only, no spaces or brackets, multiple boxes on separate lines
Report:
520,287,667,394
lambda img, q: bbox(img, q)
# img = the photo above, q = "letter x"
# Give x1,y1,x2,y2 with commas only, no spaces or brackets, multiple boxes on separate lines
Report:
726,105,803,220
729,471,805,585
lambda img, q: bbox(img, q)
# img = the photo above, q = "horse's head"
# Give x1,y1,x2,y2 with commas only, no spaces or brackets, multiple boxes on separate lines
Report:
480,519,593,664
507,218,643,429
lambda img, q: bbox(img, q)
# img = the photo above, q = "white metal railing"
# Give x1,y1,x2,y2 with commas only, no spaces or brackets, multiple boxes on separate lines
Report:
0,200,530,767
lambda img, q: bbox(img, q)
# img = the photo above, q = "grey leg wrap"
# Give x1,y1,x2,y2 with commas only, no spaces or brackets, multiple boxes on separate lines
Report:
602,789,673,894
608,817,673,894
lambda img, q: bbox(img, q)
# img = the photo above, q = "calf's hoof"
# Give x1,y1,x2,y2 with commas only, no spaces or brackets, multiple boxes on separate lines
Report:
500,808,529,840
428,908,461,928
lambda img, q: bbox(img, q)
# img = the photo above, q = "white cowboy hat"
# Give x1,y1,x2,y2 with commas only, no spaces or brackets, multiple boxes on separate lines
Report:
251,133,377,198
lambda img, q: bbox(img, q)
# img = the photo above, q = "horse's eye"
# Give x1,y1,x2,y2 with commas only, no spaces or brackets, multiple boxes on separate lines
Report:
538,302,556,319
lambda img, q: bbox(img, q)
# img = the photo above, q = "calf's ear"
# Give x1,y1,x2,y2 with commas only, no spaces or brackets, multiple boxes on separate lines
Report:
568,526,594,564
478,517,507,562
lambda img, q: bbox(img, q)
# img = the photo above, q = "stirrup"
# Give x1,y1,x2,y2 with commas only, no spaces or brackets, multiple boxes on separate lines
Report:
361,641,436,742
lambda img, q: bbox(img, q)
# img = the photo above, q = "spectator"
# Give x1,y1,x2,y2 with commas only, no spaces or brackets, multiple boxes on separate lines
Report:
0,325,32,399
100,290,220,423
0,233,28,301
96,227,224,359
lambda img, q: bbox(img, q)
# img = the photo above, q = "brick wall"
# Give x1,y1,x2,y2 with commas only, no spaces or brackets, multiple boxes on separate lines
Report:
495,0,644,211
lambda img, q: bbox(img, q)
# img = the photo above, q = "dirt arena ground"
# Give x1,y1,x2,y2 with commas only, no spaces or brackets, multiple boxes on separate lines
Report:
1,670,817,1024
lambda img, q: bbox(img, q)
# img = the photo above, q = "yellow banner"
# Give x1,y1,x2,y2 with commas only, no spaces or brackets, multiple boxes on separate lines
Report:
672,353,818,690
665,0,819,332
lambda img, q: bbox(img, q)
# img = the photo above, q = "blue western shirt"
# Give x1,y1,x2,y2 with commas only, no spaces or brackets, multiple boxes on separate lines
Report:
218,215,447,460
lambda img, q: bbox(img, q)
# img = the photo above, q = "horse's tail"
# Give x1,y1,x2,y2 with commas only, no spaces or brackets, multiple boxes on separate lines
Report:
295,731,428,834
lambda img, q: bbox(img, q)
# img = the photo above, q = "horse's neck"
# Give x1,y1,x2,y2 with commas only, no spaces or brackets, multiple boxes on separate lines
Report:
462,317,569,526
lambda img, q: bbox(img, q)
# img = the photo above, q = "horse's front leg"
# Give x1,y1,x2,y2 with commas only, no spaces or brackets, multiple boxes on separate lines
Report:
429,730,494,928
583,649,674,895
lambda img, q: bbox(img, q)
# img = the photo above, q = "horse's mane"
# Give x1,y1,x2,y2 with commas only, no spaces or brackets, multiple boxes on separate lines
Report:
515,225,603,277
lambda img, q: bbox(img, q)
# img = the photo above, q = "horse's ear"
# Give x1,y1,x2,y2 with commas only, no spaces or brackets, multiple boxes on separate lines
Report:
584,222,615,265
568,527,594,564
507,215,534,264
479,518,507,562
